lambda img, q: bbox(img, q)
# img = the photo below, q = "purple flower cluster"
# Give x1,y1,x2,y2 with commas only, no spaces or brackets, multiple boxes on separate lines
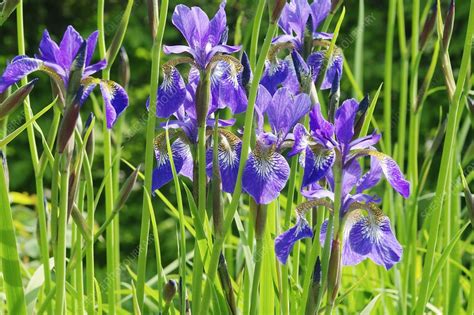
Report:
149,0,410,271
0,26,128,129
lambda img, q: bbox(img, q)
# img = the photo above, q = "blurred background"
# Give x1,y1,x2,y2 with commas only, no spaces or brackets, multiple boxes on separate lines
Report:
0,0,472,286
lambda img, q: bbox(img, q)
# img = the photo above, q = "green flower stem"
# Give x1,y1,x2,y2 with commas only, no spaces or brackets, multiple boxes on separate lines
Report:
55,153,70,314
249,203,268,315
415,1,474,313
325,157,342,315
383,0,396,156
198,11,279,314
135,0,169,310
280,157,299,315
16,3,53,312
75,183,86,314
83,153,96,314
249,0,266,68
97,1,118,311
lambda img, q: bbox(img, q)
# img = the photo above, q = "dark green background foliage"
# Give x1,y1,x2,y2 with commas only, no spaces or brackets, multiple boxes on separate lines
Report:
0,0,471,280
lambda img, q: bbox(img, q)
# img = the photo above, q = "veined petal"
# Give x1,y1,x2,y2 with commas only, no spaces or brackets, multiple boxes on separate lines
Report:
288,123,309,156
361,150,410,198
0,57,43,93
58,25,84,69
208,1,227,45
153,136,192,191
99,80,129,129
349,215,402,269
310,0,331,32
156,67,186,118
349,132,381,150
207,44,241,61
85,31,99,66
321,54,343,90
79,78,98,106
284,0,312,45
309,103,334,141
260,59,289,95
172,5,210,49
37,30,60,63
335,98,358,146
267,87,311,139
255,85,272,131
84,59,107,77
356,156,382,193
243,143,290,204
211,61,247,114
163,45,194,57
302,145,335,187
206,130,242,193
275,216,313,264
342,159,361,195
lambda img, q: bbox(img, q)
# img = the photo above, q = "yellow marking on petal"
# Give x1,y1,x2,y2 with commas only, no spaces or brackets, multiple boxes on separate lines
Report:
296,199,334,216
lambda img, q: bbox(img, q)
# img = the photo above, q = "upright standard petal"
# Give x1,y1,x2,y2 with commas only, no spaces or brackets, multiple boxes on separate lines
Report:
342,159,361,195
156,67,186,118
348,215,402,269
275,216,313,264
334,98,358,146
302,145,335,187
208,1,228,46
255,85,272,131
85,31,99,66
0,57,42,93
321,54,343,90
211,61,247,114
267,88,311,140
309,103,334,143
206,130,242,193
99,80,129,129
310,0,331,32
37,30,60,63
243,144,290,204
58,25,84,69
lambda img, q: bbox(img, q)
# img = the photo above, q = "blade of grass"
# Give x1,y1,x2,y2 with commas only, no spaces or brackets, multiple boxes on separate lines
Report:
0,154,27,314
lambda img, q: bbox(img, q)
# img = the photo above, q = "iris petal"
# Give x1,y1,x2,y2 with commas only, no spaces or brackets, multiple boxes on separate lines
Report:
321,54,343,90
260,60,289,95
206,131,242,193
211,61,247,114
349,216,402,269
243,144,290,204
172,5,210,50
156,67,186,118
85,31,99,66
58,25,84,69
310,0,331,32
275,217,313,264
302,145,335,187
37,30,60,63
0,57,42,93
99,80,129,129
334,98,358,146
152,137,192,191
356,156,382,193
267,87,311,139
362,150,410,198
288,123,309,156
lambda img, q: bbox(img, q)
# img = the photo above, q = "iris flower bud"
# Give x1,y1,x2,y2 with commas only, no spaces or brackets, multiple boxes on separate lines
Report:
419,4,437,51
459,166,474,228
118,47,130,90
0,150,9,190
84,113,95,165
163,280,178,304
240,52,252,89
66,41,86,107
0,79,37,119
114,166,140,212
331,0,344,14
57,87,83,153
443,0,455,50
269,0,286,24
147,0,158,40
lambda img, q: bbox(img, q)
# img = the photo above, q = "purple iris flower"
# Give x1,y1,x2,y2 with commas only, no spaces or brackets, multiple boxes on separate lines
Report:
242,86,311,204
151,71,238,192
0,26,128,128
274,0,333,51
275,98,410,268
154,1,247,120
163,1,240,70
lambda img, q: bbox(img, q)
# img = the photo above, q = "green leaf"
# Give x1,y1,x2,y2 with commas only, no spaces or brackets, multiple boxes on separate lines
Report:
0,155,27,315
360,294,381,315
105,0,134,70
360,83,383,138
